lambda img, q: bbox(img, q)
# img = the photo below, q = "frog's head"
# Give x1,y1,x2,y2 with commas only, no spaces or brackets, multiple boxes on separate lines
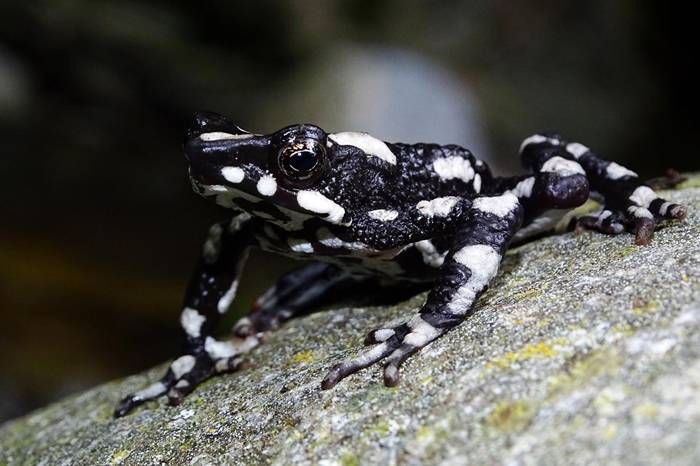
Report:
184,112,348,224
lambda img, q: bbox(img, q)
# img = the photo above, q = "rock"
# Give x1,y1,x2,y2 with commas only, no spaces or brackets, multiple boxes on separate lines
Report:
2,177,700,466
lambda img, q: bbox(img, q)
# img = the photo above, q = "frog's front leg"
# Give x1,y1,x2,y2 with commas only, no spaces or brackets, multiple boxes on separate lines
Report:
114,214,255,417
321,192,523,389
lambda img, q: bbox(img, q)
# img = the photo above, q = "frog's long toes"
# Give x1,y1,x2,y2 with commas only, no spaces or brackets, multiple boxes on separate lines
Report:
321,341,396,390
114,395,140,418
670,204,687,220
574,210,625,236
364,327,397,345
113,379,171,418
634,217,656,245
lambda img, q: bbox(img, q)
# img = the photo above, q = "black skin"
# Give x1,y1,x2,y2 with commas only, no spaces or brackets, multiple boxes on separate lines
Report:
114,113,687,417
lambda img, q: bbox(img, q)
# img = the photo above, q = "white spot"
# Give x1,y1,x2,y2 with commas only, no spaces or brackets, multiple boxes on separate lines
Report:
432,156,475,183
520,134,561,153
510,177,536,198
473,174,482,193
229,212,252,233
134,382,167,400
598,210,613,223
367,209,399,222
630,186,658,208
202,184,229,193
414,240,448,268
628,206,653,219
217,279,239,314
180,307,206,338
205,337,238,359
296,190,347,224
317,228,370,251
328,132,396,164
199,132,254,141
606,162,637,180
373,329,395,342
566,142,590,159
288,238,315,254
221,166,245,183
473,193,519,217
403,316,441,347
519,134,547,153
540,156,585,176
416,196,461,218
171,355,196,378
256,174,277,196
659,201,672,216
448,245,501,314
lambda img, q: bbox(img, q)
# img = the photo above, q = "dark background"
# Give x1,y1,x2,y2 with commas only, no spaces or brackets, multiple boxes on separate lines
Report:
0,1,697,422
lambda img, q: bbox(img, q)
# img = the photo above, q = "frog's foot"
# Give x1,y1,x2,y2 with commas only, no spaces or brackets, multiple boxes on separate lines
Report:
321,315,447,389
233,262,351,337
574,187,687,245
114,336,257,417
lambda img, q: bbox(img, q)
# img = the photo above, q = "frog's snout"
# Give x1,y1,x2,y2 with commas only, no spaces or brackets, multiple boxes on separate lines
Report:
185,112,236,140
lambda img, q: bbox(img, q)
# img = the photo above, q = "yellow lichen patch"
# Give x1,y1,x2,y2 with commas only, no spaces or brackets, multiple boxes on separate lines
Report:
633,403,659,418
486,341,557,369
290,350,314,365
109,449,131,465
485,400,534,432
340,451,359,466
677,176,700,189
547,349,622,400
616,245,638,258
419,375,433,385
632,300,659,316
601,422,619,441
510,287,542,301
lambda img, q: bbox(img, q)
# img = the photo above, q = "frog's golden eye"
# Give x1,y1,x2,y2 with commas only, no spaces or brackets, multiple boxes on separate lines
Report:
278,140,325,181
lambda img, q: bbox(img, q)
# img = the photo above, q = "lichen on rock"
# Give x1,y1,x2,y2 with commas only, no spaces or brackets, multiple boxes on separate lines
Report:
2,177,700,466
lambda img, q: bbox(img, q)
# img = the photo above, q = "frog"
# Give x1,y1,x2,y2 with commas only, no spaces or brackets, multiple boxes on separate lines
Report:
114,111,687,417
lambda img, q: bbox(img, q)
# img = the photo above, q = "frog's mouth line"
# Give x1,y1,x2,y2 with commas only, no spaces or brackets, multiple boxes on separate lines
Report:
190,170,334,222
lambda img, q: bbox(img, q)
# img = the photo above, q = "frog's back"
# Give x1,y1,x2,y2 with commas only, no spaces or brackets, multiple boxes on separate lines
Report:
389,141,490,205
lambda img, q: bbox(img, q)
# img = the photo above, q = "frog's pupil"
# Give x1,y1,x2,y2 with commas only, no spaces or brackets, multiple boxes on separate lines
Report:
288,150,318,173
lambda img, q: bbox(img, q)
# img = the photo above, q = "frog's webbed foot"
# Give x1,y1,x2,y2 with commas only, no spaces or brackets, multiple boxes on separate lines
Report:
114,336,257,417
321,316,452,389
573,187,687,245
233,262,363,338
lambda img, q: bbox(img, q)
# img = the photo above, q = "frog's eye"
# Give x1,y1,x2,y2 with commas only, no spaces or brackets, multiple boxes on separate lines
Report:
277,140,325,181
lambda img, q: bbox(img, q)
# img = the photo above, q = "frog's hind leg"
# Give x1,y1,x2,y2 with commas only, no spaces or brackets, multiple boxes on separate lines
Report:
488,136,590,243
517,133,687,244
233,262,425,337
233,262,352,337
321,192,523,389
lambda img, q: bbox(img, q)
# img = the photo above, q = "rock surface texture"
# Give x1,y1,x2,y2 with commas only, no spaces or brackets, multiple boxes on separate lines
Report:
2,178,700,466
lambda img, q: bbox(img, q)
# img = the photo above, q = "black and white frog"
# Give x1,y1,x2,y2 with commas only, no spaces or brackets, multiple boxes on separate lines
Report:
114,111,687,417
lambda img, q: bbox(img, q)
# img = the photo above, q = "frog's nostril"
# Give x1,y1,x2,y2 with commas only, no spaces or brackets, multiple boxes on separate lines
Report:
185,111,232,139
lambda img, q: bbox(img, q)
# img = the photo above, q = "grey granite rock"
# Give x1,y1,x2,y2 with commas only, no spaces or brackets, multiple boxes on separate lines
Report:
2,177,700,466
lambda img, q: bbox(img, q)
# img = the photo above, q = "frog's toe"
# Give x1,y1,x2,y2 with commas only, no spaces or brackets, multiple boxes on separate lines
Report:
114,338,256,417
322,317,443,389
114,375,174,418
574,209,626,236
363,324,408,345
